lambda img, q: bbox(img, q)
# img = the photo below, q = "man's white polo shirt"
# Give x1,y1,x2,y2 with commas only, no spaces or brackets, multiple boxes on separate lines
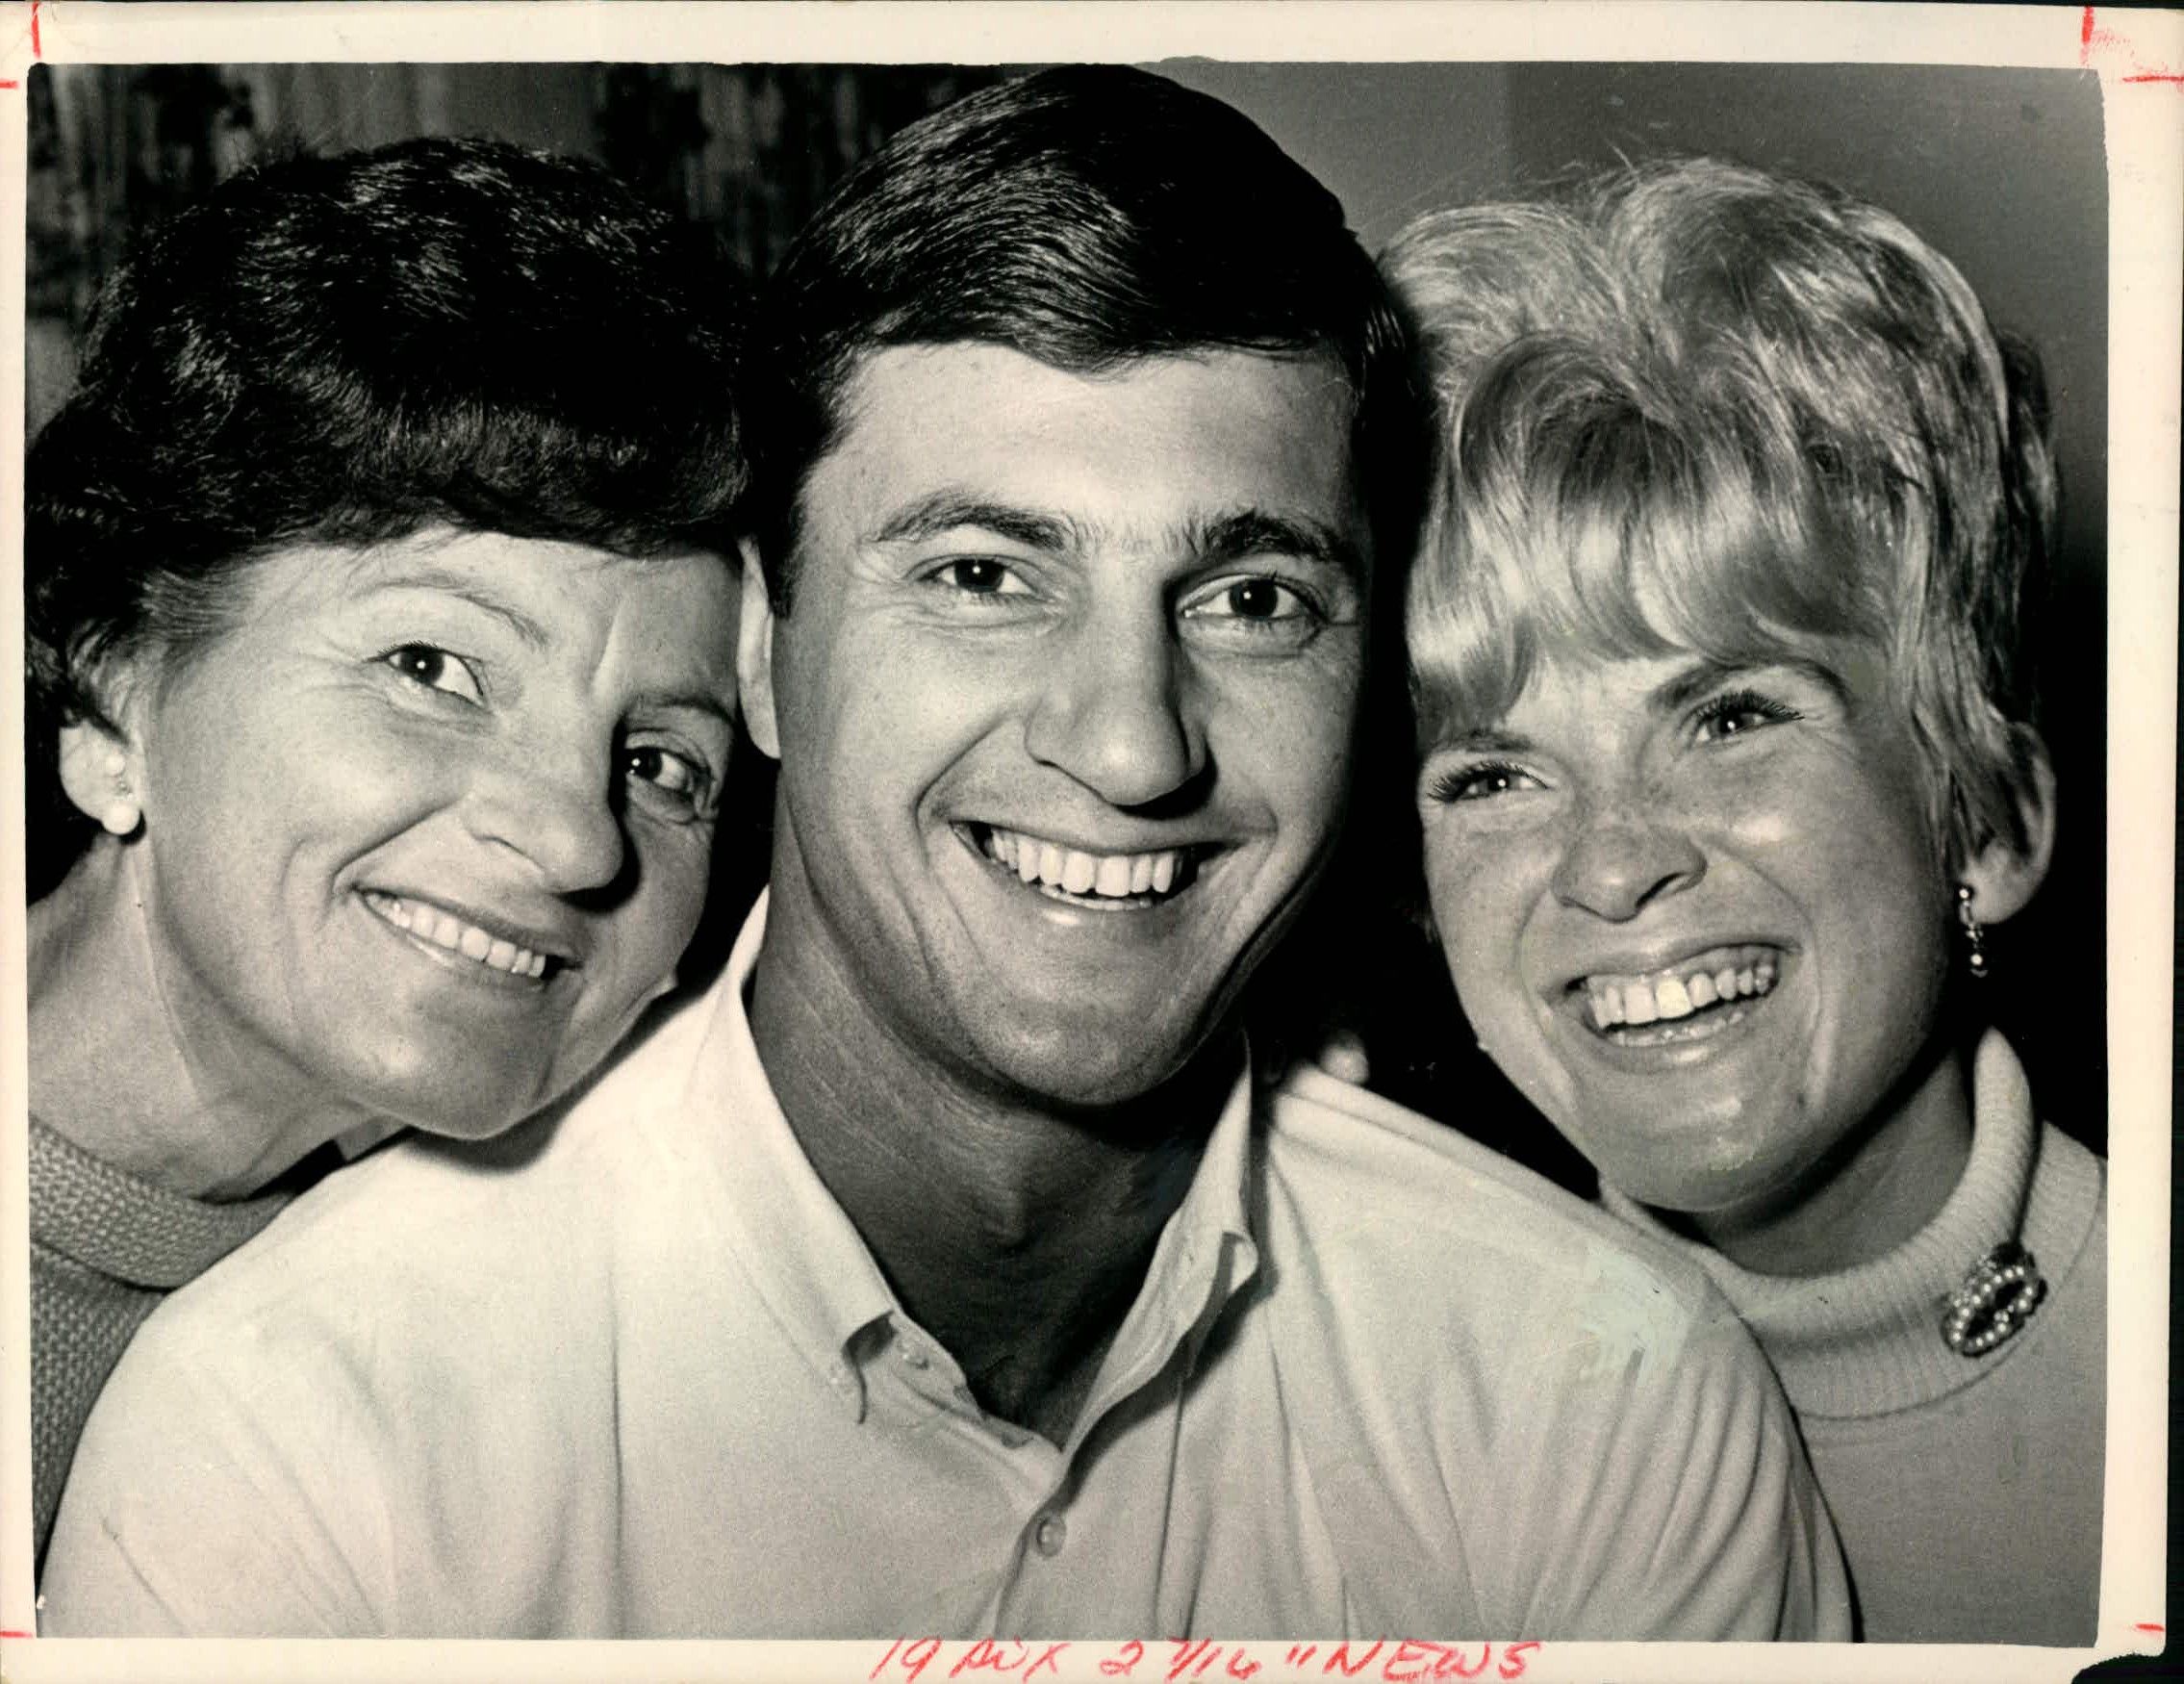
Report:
43,896,1848,1639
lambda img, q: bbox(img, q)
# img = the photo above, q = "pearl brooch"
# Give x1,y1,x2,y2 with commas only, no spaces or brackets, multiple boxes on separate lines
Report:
1941,1241,2044,1357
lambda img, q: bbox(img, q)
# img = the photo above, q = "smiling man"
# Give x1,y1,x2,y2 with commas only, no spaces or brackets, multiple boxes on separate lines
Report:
42,69,1847,1640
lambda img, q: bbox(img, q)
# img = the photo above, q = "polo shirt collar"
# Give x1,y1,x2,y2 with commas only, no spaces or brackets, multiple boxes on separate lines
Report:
1075,1037,1260,1441
681,891,1260,1428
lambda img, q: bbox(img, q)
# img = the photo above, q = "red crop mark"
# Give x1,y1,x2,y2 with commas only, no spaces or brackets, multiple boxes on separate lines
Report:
2136,1621,2166,1632
29,0,39,59
2081,7,2184,86
0,80,17,90
0,1628,34,1638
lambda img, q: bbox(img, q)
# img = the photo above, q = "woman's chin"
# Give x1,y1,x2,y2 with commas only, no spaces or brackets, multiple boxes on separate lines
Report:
330,1051,562,1145
1570,1110,1819,1223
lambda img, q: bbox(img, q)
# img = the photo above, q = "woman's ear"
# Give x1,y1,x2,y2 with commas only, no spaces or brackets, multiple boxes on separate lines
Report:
1958,726,2058,925
735,539,781,763
57,712,142,837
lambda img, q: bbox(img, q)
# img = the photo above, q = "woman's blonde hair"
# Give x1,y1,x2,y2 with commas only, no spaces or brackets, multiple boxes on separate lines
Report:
1386,157,2056,867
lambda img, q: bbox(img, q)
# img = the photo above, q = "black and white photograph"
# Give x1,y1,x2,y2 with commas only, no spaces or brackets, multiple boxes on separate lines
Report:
3,5,2175,1680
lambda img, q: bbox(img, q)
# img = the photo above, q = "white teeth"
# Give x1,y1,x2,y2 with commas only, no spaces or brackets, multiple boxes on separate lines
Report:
978,827,1188,901
1581,949,1781,1036
363,891,551,980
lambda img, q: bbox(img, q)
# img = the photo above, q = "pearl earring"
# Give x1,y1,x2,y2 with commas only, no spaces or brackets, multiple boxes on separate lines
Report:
1955,884,1989,980
99,749,139,836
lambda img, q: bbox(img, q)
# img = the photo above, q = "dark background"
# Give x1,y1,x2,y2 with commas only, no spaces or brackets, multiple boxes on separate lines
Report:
23,61,2110,1179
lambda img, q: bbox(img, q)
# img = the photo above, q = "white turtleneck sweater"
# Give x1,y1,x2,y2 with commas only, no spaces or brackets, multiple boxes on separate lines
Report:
1602,1032,2104,1645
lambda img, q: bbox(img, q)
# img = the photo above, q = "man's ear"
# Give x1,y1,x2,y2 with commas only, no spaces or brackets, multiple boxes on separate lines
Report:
1958,726,2058,925
735,539,781,763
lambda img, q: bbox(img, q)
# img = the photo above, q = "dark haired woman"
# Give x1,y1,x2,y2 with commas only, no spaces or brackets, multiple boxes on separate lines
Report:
27,137,750,1564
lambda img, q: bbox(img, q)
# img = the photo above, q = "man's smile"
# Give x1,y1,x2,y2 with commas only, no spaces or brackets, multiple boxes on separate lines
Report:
961,821,1206,910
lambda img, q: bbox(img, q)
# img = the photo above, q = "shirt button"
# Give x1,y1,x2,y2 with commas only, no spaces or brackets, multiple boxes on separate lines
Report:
1032,1513,1067,1557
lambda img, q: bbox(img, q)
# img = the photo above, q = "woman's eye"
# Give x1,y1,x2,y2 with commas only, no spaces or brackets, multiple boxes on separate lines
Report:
1425,760,1539,804
624,744,714,821
1692,688,1802,744
382,644,483,703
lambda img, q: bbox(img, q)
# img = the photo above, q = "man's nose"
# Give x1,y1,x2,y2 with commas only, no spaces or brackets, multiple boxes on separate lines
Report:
463,737,629,895
1023,614,1205,808
1549,796,1706,922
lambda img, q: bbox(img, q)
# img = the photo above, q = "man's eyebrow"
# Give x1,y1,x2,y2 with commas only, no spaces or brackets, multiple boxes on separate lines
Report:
1192,509,1366,582
364,567,552,651
1651,655,1853,714
870,493,1081,553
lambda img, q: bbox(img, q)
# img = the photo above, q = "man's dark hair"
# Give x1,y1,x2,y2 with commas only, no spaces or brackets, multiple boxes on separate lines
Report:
27,135,750,896
748,64,1424,610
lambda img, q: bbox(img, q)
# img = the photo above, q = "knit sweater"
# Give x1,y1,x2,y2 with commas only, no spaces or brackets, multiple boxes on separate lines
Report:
29,1116,295,1568
1602,1032,2105,1644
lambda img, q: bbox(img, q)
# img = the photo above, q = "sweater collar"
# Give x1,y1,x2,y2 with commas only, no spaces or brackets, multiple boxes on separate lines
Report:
1600,1031,2041,1418
29,1115,296,1289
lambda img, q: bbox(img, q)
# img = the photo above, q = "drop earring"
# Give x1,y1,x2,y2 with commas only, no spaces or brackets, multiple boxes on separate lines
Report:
1955,884,1989,980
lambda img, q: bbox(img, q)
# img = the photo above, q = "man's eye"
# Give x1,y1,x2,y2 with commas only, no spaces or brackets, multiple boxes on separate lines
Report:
382,644,484,703
933,558,1029,596
624,744,714,821
1692,688,1802,744
1179,576,1332,653
1185,577,1318,625
1424,760,1539,804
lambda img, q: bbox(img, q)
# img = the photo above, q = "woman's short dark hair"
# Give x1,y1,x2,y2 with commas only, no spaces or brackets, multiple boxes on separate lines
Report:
746,64,1425,612
27,135,750,895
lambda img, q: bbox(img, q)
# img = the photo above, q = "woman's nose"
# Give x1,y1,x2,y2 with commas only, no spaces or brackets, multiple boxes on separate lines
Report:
465,745,628,894
1549,801,1706,922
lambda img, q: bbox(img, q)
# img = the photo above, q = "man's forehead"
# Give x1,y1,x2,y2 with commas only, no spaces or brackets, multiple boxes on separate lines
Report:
828,339,1356,434
811,341,1366,537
